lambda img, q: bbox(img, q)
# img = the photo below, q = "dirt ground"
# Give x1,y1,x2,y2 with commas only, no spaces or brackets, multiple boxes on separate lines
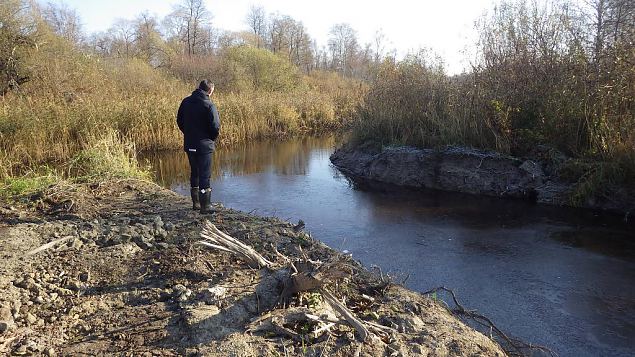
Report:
0,180,506,356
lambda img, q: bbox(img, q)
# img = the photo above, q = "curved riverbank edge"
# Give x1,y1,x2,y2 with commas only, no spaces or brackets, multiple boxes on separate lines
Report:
330,143,634,215
0,180,506,356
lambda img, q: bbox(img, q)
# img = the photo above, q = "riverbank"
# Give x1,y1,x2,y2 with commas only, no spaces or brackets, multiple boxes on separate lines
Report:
330,143,635,215
0,179,506,356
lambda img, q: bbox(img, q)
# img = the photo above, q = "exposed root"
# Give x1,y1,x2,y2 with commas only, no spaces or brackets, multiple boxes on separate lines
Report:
423,286,557,357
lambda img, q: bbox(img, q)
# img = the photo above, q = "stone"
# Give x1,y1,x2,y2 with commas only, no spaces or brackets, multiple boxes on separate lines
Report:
184,305,220,327
14,344,27,355
152,216,164,230
0,305,14,332
173,284,192,302
44,348,57,357
68,238,84,249
519,160,544,179
0,306,13,321
201,286,227,306
12,300,21,312
25,312,37,325
155,228,168,239
25,340,39,352
134,236,154,250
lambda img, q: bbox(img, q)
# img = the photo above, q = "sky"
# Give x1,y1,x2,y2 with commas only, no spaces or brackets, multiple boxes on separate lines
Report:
40,0,498,74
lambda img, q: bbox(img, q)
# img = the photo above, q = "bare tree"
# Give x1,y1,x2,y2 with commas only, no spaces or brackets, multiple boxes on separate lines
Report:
167,0,212,56
110,19,136,58
265,13,314,72
133,12,171,67
88,31,112,56
42,1,83,44
372,29,387,63
245,5,266,48
328,23,359,76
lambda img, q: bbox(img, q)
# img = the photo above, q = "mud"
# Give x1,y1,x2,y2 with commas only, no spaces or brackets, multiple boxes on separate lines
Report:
330,143,635,214
0,181,505,356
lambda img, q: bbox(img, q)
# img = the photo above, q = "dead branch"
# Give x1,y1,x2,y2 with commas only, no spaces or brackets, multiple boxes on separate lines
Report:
24,236,73,256
198,220,274,268
319,288,369,342
199,223,383,344
423,286,557,357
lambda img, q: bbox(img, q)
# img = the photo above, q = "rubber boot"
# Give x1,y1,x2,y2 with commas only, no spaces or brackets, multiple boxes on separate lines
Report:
190,187,200,210
199,188,212,214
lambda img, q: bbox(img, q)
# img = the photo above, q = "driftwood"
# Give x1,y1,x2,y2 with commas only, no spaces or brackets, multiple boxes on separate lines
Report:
24,236,73,256
319,288,369,341
424,287,557,357
197,220,383,342
249,308,324,342
198,220,274,268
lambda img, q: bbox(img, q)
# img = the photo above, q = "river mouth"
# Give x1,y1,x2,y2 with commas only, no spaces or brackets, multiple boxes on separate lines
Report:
140,136,635,357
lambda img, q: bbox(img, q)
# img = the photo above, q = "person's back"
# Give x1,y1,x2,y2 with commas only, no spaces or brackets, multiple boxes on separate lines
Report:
178,87,220,153
177,80,220,213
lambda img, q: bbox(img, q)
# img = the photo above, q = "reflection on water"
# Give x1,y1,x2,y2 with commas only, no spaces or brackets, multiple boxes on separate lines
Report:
140,136,338,187
141,136,635,357
550,229,635,260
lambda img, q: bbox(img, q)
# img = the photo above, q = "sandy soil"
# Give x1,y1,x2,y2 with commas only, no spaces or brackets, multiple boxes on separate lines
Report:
0,180,505,356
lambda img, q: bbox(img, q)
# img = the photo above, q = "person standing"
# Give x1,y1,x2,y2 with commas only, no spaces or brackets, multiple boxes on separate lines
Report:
176,80,221,213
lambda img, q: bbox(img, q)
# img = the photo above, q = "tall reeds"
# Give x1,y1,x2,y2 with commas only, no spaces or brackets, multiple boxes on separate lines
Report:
0,32,362,178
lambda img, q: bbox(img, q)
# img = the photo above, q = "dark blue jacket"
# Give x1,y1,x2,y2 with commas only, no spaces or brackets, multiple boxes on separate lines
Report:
176,89,221,153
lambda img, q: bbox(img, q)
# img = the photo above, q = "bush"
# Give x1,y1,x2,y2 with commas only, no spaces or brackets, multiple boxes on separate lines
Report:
68,130,150,182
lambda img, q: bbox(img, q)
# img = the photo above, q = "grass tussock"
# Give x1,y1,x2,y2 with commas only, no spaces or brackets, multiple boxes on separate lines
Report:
0,167,60,198
0,131,150,198
68,130,151,182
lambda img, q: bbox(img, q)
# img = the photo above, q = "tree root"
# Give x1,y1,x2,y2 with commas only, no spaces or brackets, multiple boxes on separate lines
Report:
423,286,558,357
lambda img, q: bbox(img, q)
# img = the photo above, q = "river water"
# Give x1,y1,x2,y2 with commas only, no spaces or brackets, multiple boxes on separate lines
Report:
141,136,635,357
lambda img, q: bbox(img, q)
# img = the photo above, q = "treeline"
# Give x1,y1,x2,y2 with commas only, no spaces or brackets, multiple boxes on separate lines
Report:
44,0,382,85
355,0,634,194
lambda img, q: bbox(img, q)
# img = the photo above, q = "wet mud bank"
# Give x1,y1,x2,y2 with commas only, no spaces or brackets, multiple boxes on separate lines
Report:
330,143,634,215
0,181,507,356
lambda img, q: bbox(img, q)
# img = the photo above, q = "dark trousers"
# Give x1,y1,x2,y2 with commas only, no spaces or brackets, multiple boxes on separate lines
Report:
186,151,212,189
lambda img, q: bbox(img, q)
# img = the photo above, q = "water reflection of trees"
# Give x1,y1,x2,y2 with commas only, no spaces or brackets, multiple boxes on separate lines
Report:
140,136,336,187
348,179,635,232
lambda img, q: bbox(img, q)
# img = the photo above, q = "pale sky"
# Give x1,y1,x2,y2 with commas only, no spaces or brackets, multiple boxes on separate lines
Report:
40,0,498,74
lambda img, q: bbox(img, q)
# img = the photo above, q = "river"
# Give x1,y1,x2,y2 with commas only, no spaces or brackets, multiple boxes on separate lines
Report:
140,136,635,357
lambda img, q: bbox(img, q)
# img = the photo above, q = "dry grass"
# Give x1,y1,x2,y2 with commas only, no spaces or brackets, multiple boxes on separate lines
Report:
0,32,363,178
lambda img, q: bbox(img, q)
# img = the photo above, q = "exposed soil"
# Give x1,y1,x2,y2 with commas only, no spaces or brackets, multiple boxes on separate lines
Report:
0,180,505,356
330,143,635,215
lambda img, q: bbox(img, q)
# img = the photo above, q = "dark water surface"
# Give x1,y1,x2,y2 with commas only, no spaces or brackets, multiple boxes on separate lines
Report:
141,136,635,357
